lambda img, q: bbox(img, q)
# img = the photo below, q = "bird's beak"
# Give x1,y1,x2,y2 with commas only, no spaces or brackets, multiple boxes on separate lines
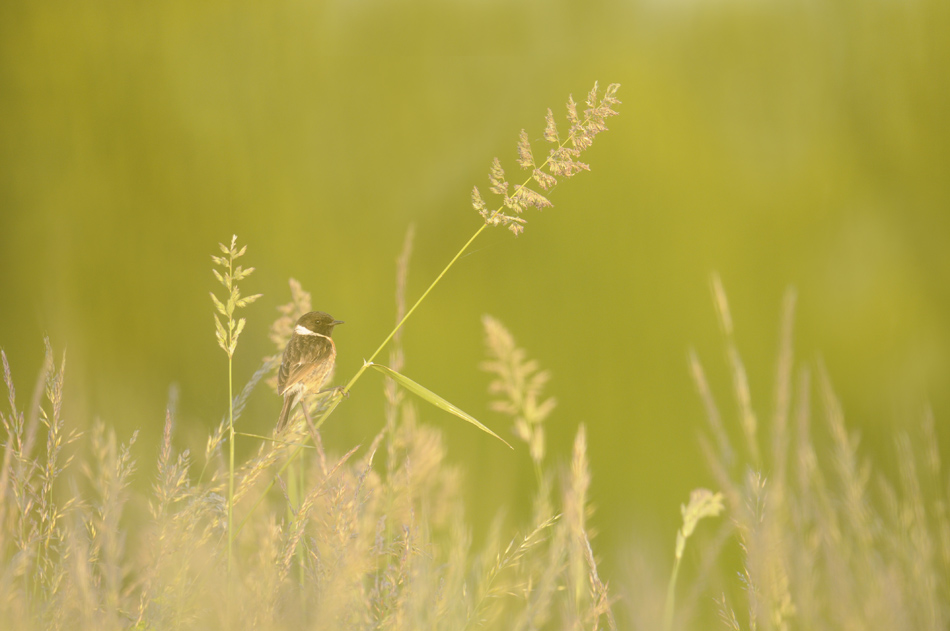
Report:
333,320,345,326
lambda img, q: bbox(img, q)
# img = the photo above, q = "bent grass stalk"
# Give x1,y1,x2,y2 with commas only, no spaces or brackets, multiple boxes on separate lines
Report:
235,81,622,538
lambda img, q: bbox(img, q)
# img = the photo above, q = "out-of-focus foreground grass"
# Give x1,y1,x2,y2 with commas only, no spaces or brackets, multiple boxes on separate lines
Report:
2,271,948,629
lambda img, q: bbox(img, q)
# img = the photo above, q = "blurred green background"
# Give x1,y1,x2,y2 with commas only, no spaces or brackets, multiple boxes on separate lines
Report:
1,0,948,583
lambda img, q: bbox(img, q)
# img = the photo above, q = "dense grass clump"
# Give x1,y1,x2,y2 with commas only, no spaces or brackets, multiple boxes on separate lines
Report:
622,276,950,631
0,302,614,631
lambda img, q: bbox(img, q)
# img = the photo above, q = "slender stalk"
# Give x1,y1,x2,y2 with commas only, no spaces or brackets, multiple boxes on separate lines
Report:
228,355,234,577
210,235,262,579
316,223,490,427
664,555,681,631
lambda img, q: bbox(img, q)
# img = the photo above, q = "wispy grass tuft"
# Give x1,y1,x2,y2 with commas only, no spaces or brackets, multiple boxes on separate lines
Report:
666,277,950,631
481,314,556,473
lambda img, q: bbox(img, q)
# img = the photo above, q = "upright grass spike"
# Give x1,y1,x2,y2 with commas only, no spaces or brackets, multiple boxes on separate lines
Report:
664,489,725,631
210,235,262,580
481,315,556,476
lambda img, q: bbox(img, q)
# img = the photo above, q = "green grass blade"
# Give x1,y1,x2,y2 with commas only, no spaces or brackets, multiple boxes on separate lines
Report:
367,361,512,449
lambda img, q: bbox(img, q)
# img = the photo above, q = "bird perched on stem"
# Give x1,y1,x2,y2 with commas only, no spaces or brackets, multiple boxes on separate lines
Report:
276,311,343,431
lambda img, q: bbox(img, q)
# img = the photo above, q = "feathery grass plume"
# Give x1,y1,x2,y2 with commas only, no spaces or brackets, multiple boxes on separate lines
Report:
1,347,62,627
710,273,760,469
664,489,725,630
892,430,939,623
481,315,555,469
1,350,32,559
817,362,873,550
210,234,261,575
693,284,805,630
472,82,621,235
368,230,422,622
563,425,617,631
138,410,215,628
1,351,35,625
79,420,138,622
35,339,80,605
60,506,95,629
1,350,23,480
507,517,563,631
564,425,591,616
716,592,743,631
150,410,191,523
371,411,464,625
465,513,561,629
277,444,360,584
231,426,303,505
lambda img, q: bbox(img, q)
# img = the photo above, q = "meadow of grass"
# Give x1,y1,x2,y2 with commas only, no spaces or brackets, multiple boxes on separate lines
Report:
5,266,947,631
2,79,948,630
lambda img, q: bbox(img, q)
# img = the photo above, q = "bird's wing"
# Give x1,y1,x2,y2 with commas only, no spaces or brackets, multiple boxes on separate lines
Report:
278,339,334,395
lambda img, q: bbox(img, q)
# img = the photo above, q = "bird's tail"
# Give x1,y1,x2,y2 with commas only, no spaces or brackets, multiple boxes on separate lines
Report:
276,395,294,432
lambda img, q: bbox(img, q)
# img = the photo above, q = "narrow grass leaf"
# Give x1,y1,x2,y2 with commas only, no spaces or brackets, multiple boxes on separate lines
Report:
366,362,512,448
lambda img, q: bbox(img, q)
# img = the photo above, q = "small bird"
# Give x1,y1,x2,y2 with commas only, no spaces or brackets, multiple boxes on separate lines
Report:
276,311,344,431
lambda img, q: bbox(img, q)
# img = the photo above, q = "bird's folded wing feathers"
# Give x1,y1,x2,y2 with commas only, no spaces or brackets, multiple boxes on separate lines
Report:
277,343,333,395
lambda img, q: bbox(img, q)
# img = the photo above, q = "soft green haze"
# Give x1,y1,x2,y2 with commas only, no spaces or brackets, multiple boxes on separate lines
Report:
1,0,948,606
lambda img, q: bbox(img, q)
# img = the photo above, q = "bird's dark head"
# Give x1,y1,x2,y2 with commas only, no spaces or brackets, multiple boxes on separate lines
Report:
295,311,344,337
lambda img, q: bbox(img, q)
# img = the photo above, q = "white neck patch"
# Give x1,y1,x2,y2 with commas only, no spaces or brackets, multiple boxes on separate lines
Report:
295,324,331,341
